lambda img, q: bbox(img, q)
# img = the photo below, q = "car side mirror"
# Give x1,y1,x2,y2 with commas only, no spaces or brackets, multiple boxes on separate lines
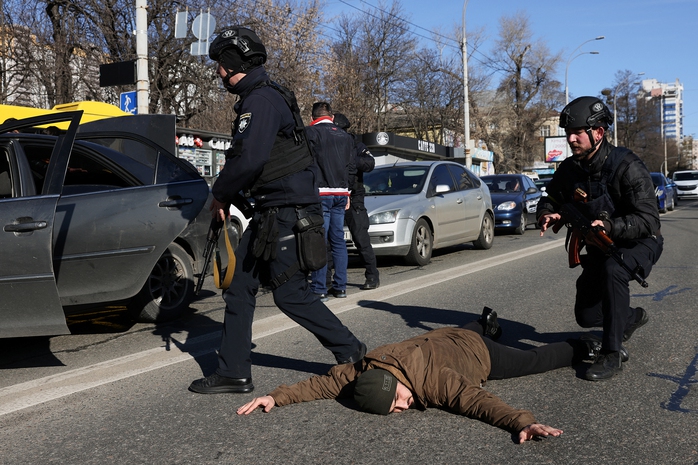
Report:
526,187,538,194
435,184,451,194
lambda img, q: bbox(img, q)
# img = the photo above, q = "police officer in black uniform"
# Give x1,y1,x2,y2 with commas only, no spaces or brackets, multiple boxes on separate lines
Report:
333,113,380,289
189,27,366,394
537,96,663,381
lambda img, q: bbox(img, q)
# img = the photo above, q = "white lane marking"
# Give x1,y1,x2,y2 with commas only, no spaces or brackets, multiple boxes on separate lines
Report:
0,240,562,416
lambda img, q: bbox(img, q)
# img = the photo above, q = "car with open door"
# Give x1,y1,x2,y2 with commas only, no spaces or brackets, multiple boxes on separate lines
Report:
0,111,209,338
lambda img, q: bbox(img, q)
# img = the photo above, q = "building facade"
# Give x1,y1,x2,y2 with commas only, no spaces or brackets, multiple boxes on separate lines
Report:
641,78,684,141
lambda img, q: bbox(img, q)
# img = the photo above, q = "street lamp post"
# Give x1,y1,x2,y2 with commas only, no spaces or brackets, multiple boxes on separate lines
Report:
462,0,471,168
601,72,645,146
564,36,604,104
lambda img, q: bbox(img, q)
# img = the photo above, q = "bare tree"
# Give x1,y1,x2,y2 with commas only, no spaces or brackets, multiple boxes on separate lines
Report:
480,11,562,172
322,1,415,134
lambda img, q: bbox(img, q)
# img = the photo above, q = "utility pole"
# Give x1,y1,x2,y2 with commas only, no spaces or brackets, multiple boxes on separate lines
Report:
136,0,149,114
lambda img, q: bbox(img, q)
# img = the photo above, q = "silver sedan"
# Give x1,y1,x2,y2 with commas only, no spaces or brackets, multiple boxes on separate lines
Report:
347,161,494,266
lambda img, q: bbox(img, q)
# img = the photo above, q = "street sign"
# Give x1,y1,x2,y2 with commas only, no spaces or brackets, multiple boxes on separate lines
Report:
120,91,137,114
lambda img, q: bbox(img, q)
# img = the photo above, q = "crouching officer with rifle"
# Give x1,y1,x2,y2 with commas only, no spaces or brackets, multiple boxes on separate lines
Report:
189,27,366,395
537,96,663,381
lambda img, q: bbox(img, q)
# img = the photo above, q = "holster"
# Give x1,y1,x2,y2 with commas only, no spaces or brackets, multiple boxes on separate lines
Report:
294,207,327,272
252,207,279,261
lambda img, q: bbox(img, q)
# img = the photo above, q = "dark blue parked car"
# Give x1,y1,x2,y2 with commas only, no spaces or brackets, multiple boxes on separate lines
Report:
481,174,542,234
650,172,677,213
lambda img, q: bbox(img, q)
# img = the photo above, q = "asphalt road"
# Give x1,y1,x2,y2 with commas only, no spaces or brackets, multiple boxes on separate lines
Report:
1,200,697,465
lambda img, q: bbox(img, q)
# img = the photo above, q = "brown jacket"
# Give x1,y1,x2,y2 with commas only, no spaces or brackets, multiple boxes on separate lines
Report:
269,327,536,432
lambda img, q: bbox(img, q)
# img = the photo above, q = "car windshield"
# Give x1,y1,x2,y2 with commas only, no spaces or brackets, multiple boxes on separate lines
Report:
651,173,664,186
482,176,522,193
674,171,698,181
364,166,428,195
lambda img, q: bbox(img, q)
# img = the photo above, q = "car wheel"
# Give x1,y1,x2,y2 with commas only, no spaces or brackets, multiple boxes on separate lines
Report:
668,195,675,211
659,198,667,214
514,209,526,235
128,243,194,323
405,218,432,266
473,212,494,250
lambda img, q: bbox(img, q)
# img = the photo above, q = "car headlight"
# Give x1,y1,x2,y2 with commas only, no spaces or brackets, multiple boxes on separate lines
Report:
496,201,517,211
369,210,399,224
656,187,665,197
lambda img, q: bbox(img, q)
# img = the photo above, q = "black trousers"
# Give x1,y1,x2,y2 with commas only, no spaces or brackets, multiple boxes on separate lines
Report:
461,322,580,380
574,236,663,352
216,205,362,379
344,200,379,282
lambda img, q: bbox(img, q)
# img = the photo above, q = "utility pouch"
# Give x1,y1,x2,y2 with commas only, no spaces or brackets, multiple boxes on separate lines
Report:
294,213,326,271
252,208,279,261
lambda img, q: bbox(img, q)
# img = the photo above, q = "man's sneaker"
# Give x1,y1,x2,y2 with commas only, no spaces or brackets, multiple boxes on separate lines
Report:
580,334,629,362
189,373,254,394
586,351,623,381
623,307,648,342
479,307,502,341
314,293,329,302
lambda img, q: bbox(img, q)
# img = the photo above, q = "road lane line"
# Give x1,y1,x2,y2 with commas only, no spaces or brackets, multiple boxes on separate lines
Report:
0,239,562,416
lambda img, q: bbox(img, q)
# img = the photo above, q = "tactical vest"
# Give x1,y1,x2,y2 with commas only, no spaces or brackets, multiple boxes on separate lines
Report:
573,147,631,221
227,80,313,195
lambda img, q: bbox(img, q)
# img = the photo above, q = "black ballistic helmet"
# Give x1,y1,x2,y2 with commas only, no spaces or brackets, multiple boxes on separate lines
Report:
209,26,267,73
559,96,613,129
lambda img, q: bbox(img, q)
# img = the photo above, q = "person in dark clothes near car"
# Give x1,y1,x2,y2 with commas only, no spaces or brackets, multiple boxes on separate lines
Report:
189,27,366,395
333,113,380,290
537,96,663,381
237,308,606,443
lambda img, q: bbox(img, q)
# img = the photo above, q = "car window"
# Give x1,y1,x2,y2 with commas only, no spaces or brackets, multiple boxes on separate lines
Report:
364,167,428,195
0,148,12,198
446,164,475,190
21,141,142,195
673,171,698,181
429,164,457,194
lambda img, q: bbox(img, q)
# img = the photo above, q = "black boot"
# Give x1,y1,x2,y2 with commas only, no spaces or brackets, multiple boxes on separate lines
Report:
479,307,502,341
189,373,254,394
586,351,623,381
579,334,629,362
623,307,648,342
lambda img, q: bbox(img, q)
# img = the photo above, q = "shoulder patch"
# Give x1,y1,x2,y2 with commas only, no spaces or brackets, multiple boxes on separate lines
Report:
238,113,252,133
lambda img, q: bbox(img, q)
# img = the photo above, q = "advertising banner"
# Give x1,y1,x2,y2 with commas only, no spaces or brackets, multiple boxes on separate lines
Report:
545,136,571,162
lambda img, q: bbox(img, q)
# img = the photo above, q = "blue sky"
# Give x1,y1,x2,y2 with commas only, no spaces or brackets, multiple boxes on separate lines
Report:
323,0,698,139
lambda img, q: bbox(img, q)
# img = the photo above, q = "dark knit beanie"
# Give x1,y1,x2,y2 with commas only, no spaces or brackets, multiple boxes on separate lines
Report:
353,369,397,415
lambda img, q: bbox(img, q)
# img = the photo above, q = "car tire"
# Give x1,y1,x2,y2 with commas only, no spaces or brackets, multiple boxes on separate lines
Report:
668,195,675,211
514,209,526,235
128,243,194,323
405,218,432,266
659,198,667,214
473,212,494,250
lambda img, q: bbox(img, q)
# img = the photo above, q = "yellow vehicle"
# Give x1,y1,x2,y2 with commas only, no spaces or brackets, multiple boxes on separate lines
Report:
0,101,130,129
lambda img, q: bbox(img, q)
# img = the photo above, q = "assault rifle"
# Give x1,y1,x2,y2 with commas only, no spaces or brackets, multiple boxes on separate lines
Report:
552,201,649,288
195,216,223,296
194,194,252,295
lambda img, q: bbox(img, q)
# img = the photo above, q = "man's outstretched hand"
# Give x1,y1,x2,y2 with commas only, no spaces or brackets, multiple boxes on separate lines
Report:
237,396,276,415
518,423,563,443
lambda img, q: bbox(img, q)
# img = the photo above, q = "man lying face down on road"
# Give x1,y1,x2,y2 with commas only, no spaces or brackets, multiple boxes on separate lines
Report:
238,308,604,443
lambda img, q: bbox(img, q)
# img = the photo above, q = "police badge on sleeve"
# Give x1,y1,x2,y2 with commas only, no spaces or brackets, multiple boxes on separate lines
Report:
238,113,252,133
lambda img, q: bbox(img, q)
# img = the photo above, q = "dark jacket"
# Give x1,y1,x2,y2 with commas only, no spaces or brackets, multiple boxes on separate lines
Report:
350,141,375,203
536,140,660,242
269,327,537,432
305,118,356,197
212,66,320,209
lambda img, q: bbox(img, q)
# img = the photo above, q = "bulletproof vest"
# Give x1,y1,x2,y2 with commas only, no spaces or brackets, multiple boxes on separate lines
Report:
227,80,313,195
573,147,631,221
